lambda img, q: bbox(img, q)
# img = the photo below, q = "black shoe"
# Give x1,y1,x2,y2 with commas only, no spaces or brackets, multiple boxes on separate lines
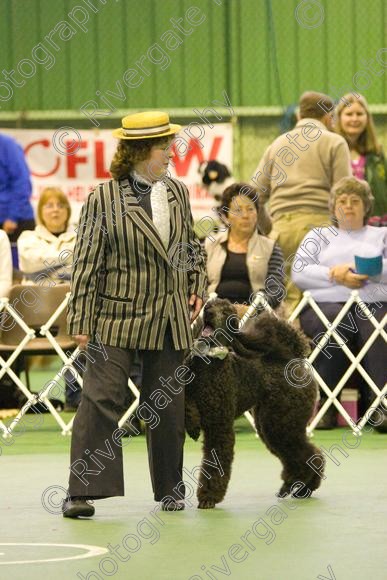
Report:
161,499,185,512
62,496,95,518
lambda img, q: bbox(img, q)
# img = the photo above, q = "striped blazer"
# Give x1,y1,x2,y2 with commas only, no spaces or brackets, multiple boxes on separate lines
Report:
67,177,207,350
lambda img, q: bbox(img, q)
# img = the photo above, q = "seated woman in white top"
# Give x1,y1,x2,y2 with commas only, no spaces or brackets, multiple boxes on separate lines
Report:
17,188,80,410
292,177,387,430
17,187,76,284
0,230,12,297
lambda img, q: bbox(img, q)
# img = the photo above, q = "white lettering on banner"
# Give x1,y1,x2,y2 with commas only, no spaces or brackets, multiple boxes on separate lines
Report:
3,126,232,223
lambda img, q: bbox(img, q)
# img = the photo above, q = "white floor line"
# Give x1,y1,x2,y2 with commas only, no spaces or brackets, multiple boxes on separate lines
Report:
0,543,108,565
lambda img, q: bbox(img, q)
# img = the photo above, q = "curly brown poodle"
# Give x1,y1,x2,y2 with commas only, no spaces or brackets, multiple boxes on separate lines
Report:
185,298,325,508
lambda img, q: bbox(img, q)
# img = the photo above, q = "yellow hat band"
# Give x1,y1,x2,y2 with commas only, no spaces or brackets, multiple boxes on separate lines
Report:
122,122,171,137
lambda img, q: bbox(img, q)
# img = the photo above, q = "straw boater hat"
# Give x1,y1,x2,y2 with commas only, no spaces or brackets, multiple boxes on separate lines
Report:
112,111,181,140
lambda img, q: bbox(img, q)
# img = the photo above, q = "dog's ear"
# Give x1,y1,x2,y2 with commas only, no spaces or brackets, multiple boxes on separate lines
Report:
238,313,310,360
259,314,311,357
226,312,240,332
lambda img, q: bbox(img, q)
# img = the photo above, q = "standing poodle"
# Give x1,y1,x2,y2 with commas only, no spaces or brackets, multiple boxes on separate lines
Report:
185,298,325,508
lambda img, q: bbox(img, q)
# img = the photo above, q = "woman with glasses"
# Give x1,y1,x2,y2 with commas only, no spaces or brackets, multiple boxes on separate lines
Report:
292,177,387,430
17,187,80,411
17,187,75,285
206,182,285,311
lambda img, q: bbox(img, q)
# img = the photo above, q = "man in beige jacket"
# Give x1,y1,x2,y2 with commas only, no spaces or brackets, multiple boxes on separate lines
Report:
251,91,352,310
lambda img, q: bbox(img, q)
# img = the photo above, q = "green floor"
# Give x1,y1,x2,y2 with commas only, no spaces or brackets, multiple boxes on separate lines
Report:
1,411,387,580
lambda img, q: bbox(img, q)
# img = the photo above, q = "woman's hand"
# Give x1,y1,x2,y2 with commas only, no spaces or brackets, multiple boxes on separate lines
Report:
329,264,368,288
189,294,203,322
73,334,90,350
2,219,17,234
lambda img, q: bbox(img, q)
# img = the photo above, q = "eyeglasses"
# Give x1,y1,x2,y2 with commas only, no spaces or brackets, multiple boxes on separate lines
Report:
335,196,362,206
42,203,67,210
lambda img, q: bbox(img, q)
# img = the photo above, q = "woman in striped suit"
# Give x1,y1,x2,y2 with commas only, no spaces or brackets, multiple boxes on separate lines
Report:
63,111,207,518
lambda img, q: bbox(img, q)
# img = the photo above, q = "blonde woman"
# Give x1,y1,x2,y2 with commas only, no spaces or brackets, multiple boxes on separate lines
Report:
17,187,75,283
17,187,80,410
335,93,387,219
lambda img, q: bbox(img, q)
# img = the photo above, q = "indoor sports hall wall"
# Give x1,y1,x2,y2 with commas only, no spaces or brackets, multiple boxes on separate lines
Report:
1,0,386,179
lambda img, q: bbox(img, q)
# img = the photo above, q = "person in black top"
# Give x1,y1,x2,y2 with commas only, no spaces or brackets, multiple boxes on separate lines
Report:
205,182,284,309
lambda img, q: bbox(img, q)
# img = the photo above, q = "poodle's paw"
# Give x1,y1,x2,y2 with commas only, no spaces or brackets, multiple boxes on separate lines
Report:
277,480,314,499
198,499,216,509
276,485,290,499
290,483,313,499
186,426,201,441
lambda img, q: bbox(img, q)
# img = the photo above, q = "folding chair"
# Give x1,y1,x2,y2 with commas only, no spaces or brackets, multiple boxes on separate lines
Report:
0,284,77,437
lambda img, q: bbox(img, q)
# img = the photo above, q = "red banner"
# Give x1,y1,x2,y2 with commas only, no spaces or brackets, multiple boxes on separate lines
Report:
2,125,232,222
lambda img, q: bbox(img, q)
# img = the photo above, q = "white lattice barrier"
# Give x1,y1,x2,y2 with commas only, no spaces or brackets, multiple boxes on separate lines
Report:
203,291,386,436
287,291,386,435
1,290,385,439
0,295,73,437
0,292,144,437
